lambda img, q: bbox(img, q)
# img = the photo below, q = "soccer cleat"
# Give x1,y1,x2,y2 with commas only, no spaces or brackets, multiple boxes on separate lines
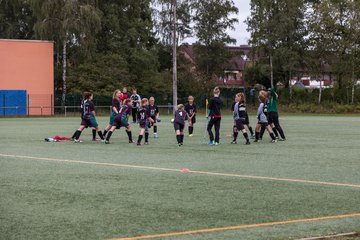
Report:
74,139,81,143
178,143,182,147
70,138,74,142
92,138,99,142
144,142,149,145
215,142,220,146
104,140,111,144
137,142,141,146
129,140,135,144
208,141,215,145
250,135,255,139
253,139,259,143
245,140,251,145
231,141,237,144
189,134,193,138
278,138,286,141
154,133,158,138
271,139,277,143
100,139,105,143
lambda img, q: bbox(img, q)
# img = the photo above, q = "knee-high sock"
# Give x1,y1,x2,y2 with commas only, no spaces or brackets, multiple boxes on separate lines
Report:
137,135,143,144
233,132,238,141
270,132,276,140
74,130,82,140
255,131,260,140
71,130,77,139
103,130,108,137
180,134,184,143
106,131,113,141
243,132,249,141
126,131,132,141
248,126,254,136
260,126,266,139
189,126,194,135
154,126,157,133
145,132,149,142
176,135,181,144
97,131,104,140
92,129,96,140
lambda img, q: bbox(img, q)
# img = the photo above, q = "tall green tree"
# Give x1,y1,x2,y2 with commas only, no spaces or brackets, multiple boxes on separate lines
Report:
0,0,35,39
191,0,238,87
308,0,360,102
30,0,102,106
246,0,307,89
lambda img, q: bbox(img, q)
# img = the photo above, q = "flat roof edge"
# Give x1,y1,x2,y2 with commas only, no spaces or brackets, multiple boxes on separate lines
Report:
0,39,54,44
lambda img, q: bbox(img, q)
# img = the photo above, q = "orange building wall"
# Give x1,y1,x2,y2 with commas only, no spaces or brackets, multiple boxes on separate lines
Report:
0,39,54,115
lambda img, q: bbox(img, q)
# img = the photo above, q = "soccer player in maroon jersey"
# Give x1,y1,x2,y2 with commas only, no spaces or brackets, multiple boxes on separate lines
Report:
103,89,122,138
71,92,104,143
105,99,134,144
136,98,153,146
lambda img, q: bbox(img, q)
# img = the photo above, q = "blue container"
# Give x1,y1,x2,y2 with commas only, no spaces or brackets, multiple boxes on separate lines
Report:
0,90,27,116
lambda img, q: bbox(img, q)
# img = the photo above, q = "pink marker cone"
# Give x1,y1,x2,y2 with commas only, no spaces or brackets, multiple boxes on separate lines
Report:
181,168,190,173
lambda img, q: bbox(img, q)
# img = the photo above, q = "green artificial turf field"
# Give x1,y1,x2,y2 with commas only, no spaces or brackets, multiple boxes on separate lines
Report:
0,115,360,240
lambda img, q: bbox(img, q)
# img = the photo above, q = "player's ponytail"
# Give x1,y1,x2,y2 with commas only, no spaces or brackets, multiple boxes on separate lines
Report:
239,93,246,103
83,92,93,100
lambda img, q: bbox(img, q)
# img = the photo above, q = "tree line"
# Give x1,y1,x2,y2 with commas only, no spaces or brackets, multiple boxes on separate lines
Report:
246,0,360,104
1,0,360,106
0,0,238,106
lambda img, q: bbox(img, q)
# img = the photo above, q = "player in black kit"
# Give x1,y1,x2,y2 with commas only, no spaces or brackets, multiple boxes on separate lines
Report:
232,93,251,145
185,96,197,137
136,98,153,146
71,92,104,143
173,104,187,146
148,97,160,138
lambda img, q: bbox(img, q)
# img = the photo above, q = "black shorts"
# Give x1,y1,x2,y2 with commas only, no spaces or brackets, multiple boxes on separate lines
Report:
113,116,129,129
258,122,269,127
80,117,98,128
150,116,156,122
174,122,185,132
235,119,246,131
139,120,151,130
244,116,250,125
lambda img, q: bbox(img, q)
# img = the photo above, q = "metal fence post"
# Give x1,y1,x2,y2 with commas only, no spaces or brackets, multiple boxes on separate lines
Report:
16,106,18,116
65,106,67,117
41,106,43,116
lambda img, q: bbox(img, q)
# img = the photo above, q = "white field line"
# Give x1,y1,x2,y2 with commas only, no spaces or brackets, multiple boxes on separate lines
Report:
1,153,360,189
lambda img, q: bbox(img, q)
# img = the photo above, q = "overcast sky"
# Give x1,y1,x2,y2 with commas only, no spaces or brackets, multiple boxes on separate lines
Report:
183,0,251,46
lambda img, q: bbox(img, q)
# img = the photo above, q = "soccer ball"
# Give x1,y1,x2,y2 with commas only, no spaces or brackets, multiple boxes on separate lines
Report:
157,118,161,123
171,118,174,123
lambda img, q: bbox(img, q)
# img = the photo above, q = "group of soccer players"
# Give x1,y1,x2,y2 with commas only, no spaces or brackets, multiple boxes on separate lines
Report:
70,86,286,146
